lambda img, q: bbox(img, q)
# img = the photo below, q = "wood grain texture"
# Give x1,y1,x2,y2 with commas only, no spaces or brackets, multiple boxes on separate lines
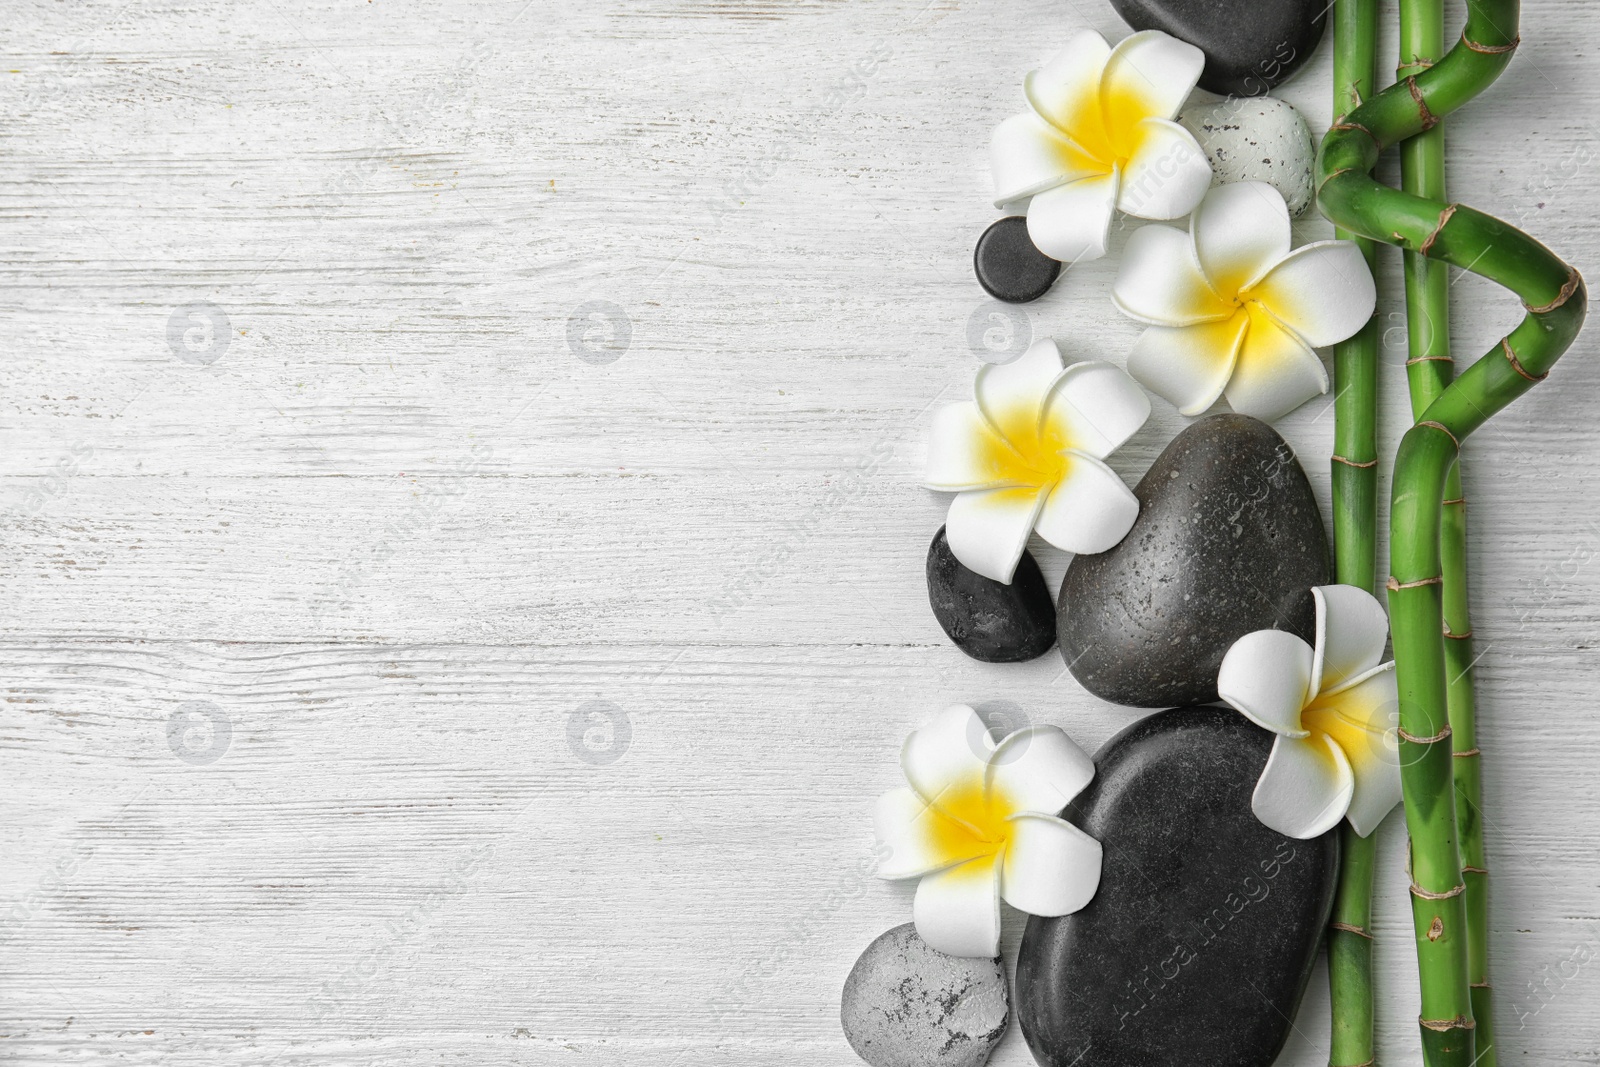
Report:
2,0,1598,1063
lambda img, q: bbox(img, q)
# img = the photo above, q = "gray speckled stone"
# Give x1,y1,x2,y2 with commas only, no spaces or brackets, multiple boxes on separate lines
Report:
1016,707,1339,1067
1179,97,1316,216
1057,414,1330,708
841,924,1009,1067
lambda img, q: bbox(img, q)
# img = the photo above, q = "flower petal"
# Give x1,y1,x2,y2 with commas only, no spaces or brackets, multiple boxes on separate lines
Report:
1251,733,1354,840
1246,240,1378,348
1223,304,1329,420
1310,584,1391,699
986,726,1096,816
1032,451,1139,555
1000,813,1103,916
1099,29,1205,129
1217,628,1314,737
1127,311,1247,416
1306,662,1402,837
874,787,996,879
901,704,996,811
1191,181,1292,297
1026,169,1120,264
1041,359,1152,459
913,853,1003,958
945,485,1047,584
1116,119,1212,220
991,113,1106,206
974,337,1064,437
924,401,1030,491
1112,223,1233,327
1024,31,1113,155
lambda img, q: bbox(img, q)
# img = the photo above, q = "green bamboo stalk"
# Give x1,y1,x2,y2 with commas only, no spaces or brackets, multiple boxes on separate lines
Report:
1395,0,1497,1061
1326,0,1383,1063
1318,1,1588,1062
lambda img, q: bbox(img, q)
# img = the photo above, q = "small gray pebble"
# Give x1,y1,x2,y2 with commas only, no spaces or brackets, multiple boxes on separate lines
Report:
841,924,1009,1067
1179,97,1316,217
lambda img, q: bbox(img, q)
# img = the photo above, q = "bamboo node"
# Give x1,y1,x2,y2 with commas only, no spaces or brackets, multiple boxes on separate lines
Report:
1442,497,1466,506
1406,355,1453,365
1471,981,1493,989
1463,865,1489,875
1387,575,1443,591
1417,420,1461,447
1410,881,1466,900
1420,1014,1476,1031
1501,338,1549,382
1443,626,1473,639
1330,921,1373,939
1399,723,1452,744
1419,203,1458,256
1462,31,1520,54
1452,747,1482,758
1332,454,1378,468
1524,267,1584,314
1329,121,1379,148
1407,76,1440,131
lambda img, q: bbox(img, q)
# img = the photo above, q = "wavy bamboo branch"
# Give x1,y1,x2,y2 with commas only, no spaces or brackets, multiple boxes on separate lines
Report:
1395,0,1497,1060
1319,1,1588,1062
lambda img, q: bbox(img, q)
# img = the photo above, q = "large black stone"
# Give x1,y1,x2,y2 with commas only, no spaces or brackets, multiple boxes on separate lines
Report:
1016,706,1339,1067
1057,414,1329,707
1109,0,1327,96
928,525,1056,662
974,216,1061,303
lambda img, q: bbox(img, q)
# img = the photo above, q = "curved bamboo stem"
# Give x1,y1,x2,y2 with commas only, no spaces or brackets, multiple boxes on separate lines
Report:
1326,0,1383,1063
1319,1,1588,1062
1395,0,1496,1061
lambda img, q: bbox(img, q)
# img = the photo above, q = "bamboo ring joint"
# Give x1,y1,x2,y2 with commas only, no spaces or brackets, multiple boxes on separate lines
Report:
1502,338,1548,382
1399,723,1452,744
1410,881,1466,900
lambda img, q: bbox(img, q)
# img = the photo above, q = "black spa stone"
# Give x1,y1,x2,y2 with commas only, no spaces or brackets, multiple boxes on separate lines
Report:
974,216,1061,303
1108,0,1328,96
1056,414,1329,707
1016,706,1339,1067
927,525,1056,662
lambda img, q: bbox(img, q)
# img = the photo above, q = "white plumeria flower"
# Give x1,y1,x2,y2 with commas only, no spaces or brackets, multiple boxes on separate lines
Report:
1218,585,1403,840
1112,182,1378,422
874,705,1103,958
923,338,1150,584
990,29,1213,264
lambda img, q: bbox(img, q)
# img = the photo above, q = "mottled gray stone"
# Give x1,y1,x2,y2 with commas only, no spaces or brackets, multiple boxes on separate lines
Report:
841,924,1010,1067
1179,97,1316,216
1016,707,1339,1067
1057,414,1330,708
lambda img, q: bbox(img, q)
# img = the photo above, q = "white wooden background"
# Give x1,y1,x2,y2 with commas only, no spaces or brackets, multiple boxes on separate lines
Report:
2,1,1597,1064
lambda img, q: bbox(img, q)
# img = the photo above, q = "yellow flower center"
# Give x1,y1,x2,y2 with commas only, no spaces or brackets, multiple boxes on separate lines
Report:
973,400,1077,489
924,773,1018,860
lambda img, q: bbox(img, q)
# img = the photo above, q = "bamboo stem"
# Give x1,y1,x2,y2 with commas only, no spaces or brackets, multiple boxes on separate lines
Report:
1396,0,1497,1061
1319,1,1589,1062
1327,0,1383,1062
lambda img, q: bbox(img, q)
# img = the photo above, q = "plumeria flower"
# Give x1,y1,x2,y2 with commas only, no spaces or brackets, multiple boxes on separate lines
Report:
1112,182,1377,422
923,338,1150,584
1218,585,1403,840
990,29,1212,263
874,705,1102,957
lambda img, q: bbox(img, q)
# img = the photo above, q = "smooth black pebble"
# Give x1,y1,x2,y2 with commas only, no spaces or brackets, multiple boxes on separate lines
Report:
1108,0,1327,96
1016,706,1339,1067
974,216,1061,303
928,526,1056,662
1057,414,1329,707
